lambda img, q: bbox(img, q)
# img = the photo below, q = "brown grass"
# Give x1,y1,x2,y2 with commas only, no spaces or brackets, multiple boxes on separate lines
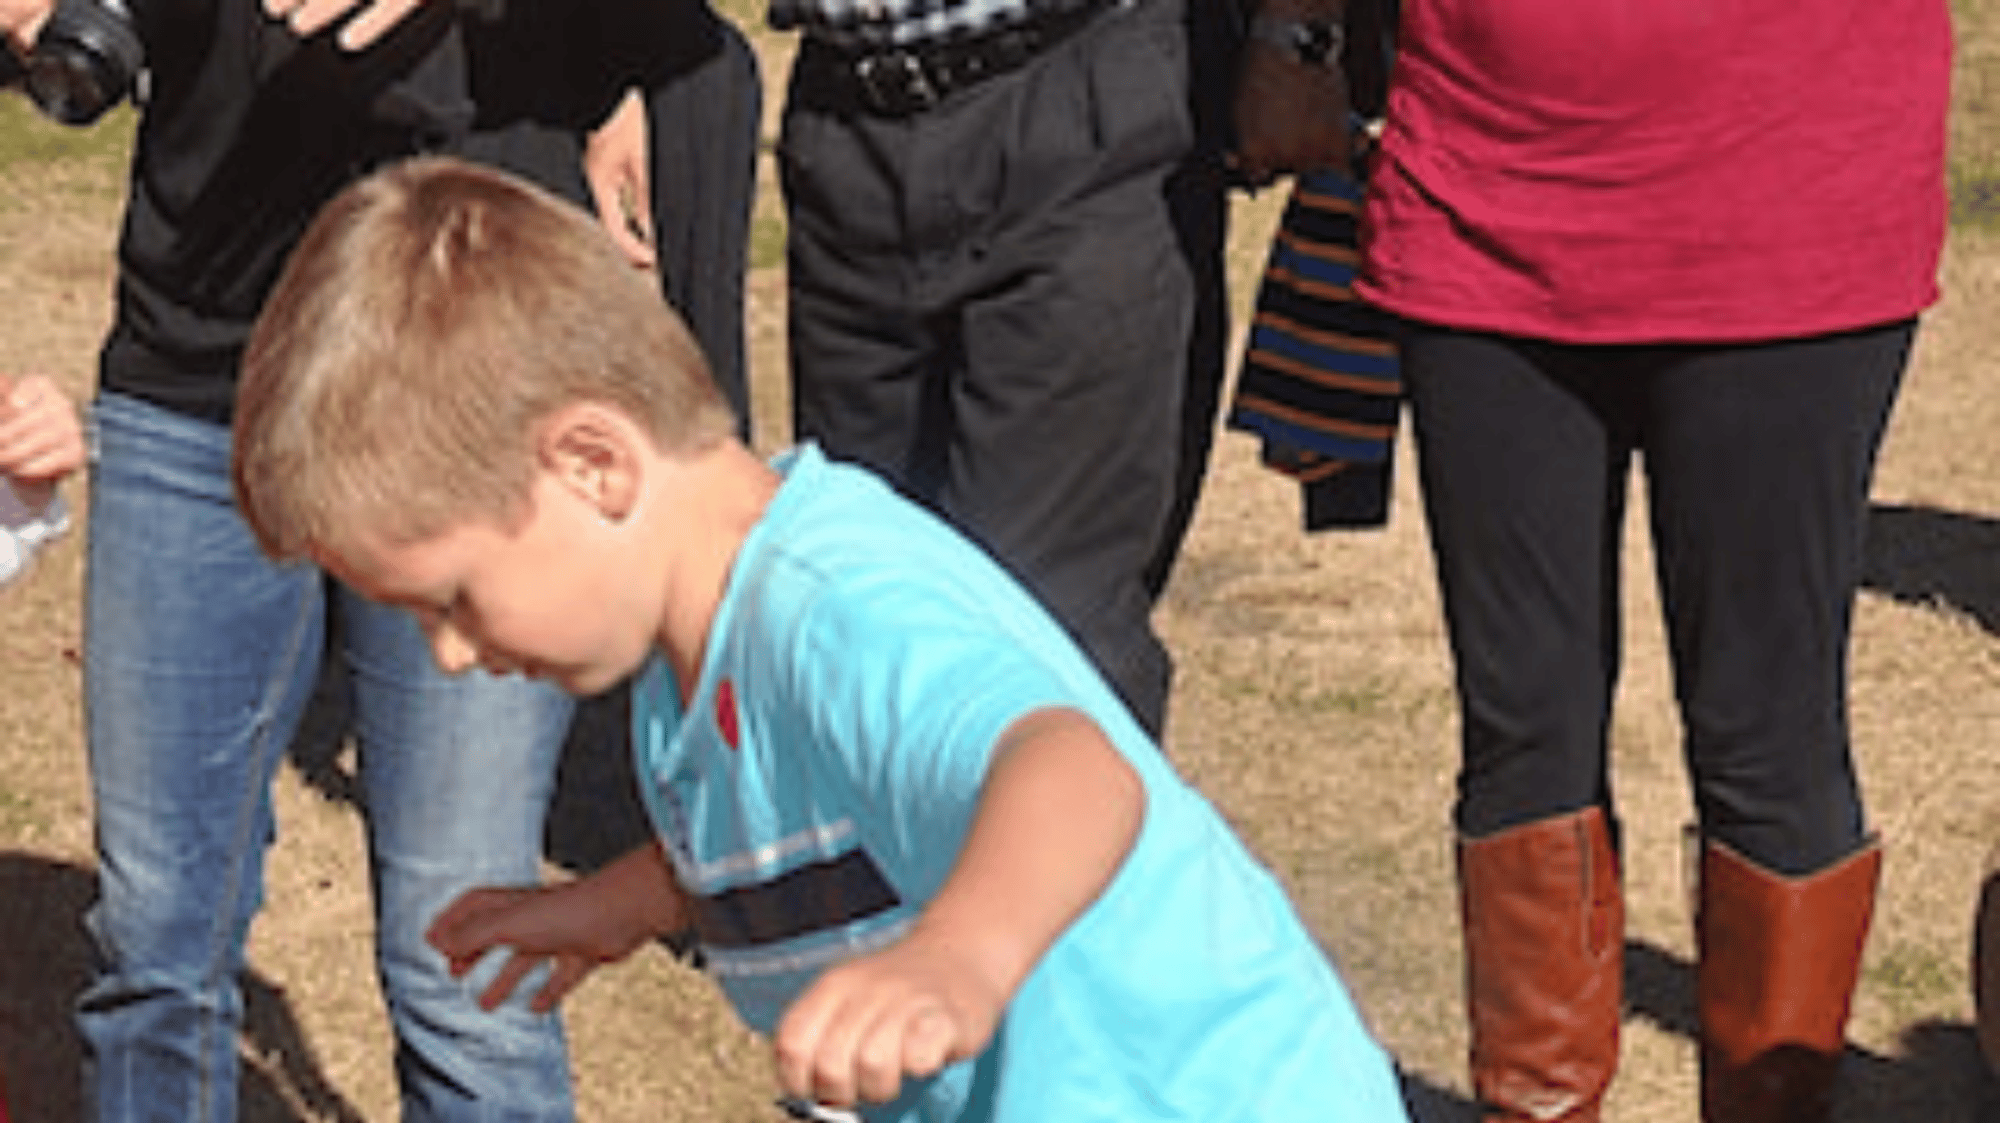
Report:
0,7,1997,1120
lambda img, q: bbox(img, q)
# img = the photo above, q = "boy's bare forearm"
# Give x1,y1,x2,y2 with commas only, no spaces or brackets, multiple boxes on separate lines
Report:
911,707,1144,1007
598,839,693,938
770,708,1143,1106
428,840,690,965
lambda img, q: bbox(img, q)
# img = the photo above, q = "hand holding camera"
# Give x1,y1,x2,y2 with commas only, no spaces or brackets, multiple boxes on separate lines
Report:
0,0,142,125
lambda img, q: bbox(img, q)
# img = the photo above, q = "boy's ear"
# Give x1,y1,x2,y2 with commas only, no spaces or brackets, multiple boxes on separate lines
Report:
537,402,642,522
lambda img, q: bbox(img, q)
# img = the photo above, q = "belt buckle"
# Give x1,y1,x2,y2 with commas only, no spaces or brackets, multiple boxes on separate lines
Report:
855,50,939,115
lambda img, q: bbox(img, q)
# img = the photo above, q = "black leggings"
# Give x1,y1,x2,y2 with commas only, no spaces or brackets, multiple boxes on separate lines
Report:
1402,321,1913,875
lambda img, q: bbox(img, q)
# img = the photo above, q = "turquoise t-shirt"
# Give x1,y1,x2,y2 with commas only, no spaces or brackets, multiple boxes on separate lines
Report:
633,444,1409,1122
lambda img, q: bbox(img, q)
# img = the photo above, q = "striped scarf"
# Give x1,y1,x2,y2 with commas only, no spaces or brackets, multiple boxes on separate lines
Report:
1227,169,1402,530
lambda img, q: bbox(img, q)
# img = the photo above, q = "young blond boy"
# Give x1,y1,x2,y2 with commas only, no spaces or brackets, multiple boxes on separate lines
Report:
232,155,1411,1121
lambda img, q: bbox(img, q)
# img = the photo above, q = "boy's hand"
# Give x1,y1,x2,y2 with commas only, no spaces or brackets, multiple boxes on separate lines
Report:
426,842,688,1012
772,707,1143,1108
0,374,86,495
774,930,1003,1108
427,873,673,1013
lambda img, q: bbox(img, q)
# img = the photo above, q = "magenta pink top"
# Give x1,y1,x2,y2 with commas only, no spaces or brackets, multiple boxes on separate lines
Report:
1356,0,1954,344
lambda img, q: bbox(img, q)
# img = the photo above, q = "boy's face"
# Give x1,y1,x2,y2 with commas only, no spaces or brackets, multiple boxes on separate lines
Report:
317,474,658,698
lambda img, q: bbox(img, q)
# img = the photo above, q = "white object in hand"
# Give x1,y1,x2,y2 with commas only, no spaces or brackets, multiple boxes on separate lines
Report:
0,477,70,587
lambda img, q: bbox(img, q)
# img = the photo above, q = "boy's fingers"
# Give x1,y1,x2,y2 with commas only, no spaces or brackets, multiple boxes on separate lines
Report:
851,1002,951,1103
775,988,853,1105
425,887,519,964
530,956,590,1013
424,913,482,977
852,1014,912,1105
773,1027,824,1103
900,1009,956,1078
817,995,912,1107
424,895,480,954
477,949,539,1011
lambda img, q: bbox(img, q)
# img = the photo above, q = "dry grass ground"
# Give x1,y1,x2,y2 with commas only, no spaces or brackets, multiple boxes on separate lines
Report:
0,4,1996,1120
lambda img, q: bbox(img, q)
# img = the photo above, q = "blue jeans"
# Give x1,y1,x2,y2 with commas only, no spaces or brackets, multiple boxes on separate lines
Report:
78,392,577,1121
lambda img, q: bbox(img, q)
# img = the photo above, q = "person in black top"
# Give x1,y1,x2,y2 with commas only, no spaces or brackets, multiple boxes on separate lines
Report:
0,0,756,1116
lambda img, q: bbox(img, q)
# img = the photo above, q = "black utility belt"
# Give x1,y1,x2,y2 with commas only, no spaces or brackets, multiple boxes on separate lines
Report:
797,0,1121,117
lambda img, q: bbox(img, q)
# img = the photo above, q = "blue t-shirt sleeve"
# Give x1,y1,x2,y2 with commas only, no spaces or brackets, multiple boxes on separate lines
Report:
770,561,1081,893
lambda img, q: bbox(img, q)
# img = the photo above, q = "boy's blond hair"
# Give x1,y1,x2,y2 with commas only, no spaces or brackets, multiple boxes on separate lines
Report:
233,155,736,561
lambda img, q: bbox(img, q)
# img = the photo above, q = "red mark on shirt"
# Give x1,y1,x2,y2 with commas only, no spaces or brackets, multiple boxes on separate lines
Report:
715,679,740,749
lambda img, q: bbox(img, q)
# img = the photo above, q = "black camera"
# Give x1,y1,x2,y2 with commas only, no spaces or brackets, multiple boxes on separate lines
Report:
0,0,144,126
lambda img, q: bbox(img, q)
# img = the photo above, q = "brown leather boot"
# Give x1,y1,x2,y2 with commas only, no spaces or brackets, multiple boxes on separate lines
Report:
1458,807,1623,1123
1695,838,1880,1123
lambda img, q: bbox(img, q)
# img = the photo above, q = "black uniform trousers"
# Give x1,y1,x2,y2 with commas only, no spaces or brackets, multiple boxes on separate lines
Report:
780,0,1196,734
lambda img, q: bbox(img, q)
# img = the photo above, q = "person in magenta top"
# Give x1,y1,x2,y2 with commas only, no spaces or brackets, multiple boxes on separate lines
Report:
1346,3,1954,1122
1360,2,1949,344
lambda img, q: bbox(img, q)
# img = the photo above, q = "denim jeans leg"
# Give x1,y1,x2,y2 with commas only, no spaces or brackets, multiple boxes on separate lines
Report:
339,590,577,1121
79,393,328,1123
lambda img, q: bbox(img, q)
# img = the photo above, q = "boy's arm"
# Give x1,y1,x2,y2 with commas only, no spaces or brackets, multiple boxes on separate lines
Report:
426,839,692,1013
774,707,1144,1108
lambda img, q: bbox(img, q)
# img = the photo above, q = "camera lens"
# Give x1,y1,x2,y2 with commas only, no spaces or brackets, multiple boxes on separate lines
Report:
25,48,126,124
25,0,144,126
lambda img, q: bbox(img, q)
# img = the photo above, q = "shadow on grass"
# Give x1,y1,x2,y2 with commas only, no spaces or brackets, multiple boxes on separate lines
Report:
1393,940,2000,1122
1396,1070,1478,1122
1624,940,2000,1123
0,852,364,1122
10,631,650,1120
1862,503,2000,637
1952,175,2000,230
